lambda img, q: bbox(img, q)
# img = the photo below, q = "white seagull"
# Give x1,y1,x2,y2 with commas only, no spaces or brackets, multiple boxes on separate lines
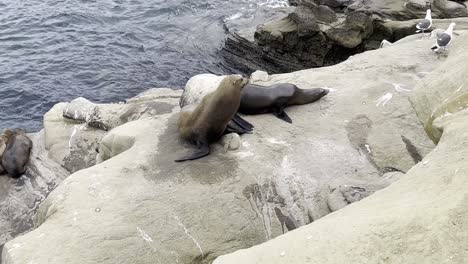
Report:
416,9,432,36
431,22,456,53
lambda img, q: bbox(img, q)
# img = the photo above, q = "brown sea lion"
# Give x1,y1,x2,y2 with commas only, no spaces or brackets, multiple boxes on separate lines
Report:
179,75,254,135
176,75,249,162
1,128,32,178
239,83,329,123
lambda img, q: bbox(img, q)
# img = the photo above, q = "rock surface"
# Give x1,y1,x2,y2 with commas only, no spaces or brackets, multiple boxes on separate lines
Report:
351,0,468,19
46,88,181,173
1,27,449,263
214,30,468,264
0,131,69,247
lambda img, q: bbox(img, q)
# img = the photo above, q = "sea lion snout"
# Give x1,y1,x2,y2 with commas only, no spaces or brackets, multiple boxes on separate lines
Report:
304,87,329,100
318,88,330,97
240,77,249,88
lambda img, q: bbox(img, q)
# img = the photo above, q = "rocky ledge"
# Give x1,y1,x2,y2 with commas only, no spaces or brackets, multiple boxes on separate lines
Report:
214,28,468,264
3,19,467,263
222,0,468,73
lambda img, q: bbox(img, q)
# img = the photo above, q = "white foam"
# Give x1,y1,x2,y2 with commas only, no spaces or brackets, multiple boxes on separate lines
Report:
137,227,153,243
258,0,289,8
225,12,242,21
375,93,393,107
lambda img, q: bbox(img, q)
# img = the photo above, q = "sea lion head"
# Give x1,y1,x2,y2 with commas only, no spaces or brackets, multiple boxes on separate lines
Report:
224,75,249,91
0,129,14,157
1,129,14,144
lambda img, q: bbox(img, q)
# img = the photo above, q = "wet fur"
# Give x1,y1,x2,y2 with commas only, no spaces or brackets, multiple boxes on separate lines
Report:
176,75,248,162
1,129,32,178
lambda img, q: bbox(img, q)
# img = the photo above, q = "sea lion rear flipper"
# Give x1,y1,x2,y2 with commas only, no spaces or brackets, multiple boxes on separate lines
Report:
274,109,292,123
175,143,210,162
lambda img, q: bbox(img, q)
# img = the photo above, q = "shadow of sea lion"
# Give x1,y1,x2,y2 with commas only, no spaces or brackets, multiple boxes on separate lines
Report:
148,114,239,185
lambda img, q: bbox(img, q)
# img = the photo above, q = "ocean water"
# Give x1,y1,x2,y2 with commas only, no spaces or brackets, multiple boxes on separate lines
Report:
0,0,289,132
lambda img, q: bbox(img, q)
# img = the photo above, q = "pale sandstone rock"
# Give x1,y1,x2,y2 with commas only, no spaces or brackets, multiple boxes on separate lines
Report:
213,31,468,264
3,30,457,264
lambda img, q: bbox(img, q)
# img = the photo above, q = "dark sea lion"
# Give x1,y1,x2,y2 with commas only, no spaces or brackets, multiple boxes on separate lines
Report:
176,75,248,162
239,83,329,123
1,129,33,178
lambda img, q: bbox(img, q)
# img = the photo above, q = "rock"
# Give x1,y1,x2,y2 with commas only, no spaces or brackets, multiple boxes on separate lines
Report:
96,123,137,163
221,6,305,73
249,71,270,82
373,17,468,45
121,88,182,122
222,4,377,73
213,33,468,264
0,130,69,247
0,88,182,257
179,74,225,107
379,39,393,48
85,104,125,131
62,97,95,122
324,11,374,48
410,27,468,142
221,133,242,151
2,31,442,264
47,89,181,173
44,103,107,173
382,171,405,182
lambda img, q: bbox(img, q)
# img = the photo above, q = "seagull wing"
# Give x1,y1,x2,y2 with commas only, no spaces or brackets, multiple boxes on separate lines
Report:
437,33,451,47
416,19,431,30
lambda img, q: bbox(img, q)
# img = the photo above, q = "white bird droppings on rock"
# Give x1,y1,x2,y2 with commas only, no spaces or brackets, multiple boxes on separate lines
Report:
137,227,153,243
375,93,393,107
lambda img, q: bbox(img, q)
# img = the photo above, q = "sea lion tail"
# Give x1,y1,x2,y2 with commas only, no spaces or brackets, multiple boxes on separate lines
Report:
175,144,210,162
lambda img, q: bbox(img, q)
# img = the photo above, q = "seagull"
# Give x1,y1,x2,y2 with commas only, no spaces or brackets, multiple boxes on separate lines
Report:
431,22,456,53
416,9,432,37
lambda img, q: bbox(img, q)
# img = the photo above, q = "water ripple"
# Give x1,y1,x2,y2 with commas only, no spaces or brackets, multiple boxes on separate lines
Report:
0,0,288,131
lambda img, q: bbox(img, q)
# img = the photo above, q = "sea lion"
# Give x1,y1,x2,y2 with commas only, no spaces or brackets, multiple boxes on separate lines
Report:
176,75,249,162
1,128,33,178
179,74,254,135
239,83,329,123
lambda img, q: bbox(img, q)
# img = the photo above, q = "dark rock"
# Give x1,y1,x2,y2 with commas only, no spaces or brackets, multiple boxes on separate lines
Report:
222,5,374,74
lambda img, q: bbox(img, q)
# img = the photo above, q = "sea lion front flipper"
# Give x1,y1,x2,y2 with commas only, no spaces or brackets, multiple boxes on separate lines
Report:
225,123,245,135
226,114,254,135
232,114,254,131
273,109,292,123
175,142,210,162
